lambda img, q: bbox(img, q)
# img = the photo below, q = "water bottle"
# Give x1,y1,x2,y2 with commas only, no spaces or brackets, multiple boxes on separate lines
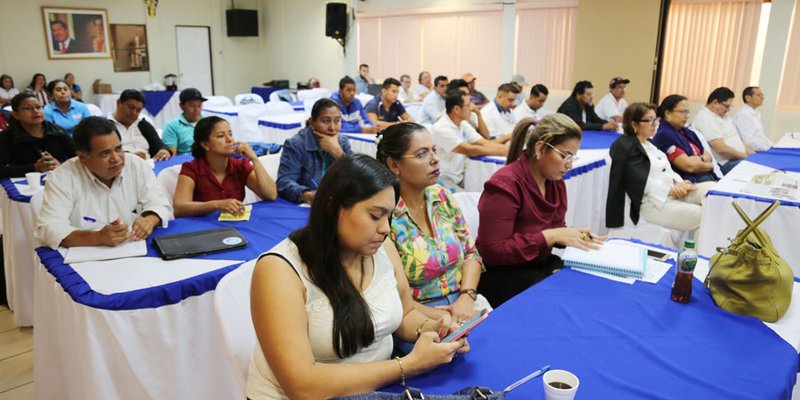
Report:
671,240,697,303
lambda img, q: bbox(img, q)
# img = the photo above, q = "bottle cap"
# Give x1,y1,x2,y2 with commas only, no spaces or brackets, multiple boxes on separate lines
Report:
684,239,695,249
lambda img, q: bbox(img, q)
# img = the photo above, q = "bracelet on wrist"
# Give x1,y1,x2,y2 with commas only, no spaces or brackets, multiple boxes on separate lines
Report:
394,356,406,388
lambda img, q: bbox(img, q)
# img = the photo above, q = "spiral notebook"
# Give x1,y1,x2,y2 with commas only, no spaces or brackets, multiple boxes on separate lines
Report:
563,241,647,279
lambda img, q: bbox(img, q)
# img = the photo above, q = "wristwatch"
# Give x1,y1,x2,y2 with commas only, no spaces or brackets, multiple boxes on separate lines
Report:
459,288,478,301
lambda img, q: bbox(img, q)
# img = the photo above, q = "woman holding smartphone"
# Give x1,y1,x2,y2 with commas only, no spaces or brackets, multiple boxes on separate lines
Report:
247,154,468,399
172,116,277,217
0,92,74,178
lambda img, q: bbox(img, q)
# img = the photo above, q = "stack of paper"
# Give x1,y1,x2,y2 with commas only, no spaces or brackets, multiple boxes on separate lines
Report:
62,240,148,264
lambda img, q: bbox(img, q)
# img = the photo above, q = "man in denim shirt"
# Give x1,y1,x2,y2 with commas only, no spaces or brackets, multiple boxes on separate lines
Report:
277,98,353,203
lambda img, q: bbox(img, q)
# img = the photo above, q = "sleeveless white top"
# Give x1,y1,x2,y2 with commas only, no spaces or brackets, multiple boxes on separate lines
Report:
246,239,404,400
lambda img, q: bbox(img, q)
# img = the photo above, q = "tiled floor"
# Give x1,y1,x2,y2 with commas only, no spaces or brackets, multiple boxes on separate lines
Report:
0,306,33,400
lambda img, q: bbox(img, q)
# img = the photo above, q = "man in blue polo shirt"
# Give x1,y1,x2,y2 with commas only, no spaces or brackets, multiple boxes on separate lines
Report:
161,88,206,155
365,78,413,130
330,76,377,134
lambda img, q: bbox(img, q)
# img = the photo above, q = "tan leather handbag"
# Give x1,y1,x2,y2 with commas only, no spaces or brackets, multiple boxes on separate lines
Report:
704,201,793,323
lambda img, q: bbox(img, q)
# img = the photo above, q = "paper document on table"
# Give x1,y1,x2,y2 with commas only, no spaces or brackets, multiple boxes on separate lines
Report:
218,205,252,221
62,240,148,264
639,259,672,284
742,171,800,201
571,267,636,284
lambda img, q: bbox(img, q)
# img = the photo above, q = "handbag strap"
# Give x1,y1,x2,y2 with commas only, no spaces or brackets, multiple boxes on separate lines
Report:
731,201,780,246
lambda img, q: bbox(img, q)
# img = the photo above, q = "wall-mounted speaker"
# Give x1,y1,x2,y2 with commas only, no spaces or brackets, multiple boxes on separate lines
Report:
326,3,347,39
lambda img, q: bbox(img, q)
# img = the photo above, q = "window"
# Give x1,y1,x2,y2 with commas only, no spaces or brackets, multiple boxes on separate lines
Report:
659,0,763,102
514,3,578,91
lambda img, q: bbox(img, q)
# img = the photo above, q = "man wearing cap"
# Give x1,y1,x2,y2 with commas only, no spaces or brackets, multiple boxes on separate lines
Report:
463,73,489,108
557,81,618,132
510,74,528,106
513,84,550,123
596,77,629,121
480,83,519,141
109,89,171,161
162,88,206,155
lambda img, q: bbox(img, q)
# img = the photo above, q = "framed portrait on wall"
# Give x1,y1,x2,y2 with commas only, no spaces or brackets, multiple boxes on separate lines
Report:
111,24,149,72
41,6,111,59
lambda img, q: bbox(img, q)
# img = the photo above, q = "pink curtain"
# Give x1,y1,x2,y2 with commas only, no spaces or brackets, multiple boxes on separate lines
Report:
659,0,762,102
779,1,800,107
515,5,578,91
357,8,503,87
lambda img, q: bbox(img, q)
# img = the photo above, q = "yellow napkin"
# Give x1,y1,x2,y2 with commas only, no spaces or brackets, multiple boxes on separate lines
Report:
219,205,253,221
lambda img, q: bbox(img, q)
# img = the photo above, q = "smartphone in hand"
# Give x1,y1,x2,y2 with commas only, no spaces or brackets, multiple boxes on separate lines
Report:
442,308,489,343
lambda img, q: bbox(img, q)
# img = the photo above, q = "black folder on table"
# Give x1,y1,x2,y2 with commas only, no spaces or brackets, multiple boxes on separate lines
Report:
153,228,248,260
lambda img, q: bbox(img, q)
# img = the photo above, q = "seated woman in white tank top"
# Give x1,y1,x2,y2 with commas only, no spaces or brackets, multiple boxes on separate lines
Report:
247,154,470,399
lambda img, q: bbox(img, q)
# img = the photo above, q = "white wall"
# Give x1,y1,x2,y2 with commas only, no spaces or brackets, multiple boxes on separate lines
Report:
0,0,271,100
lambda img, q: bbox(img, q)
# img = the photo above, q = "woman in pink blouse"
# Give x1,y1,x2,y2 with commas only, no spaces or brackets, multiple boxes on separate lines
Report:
377,122,486,326
476,115,604,307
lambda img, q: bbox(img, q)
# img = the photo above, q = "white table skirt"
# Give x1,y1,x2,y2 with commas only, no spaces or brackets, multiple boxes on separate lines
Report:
33,260,242,400
698,161,800,275
1,183,38,326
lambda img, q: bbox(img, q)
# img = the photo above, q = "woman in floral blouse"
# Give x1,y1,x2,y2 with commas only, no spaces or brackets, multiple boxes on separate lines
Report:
377,122,486,326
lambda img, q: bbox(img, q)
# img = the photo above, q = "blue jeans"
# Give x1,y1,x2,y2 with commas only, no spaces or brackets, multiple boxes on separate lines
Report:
393,292,461,355
720,159,743,175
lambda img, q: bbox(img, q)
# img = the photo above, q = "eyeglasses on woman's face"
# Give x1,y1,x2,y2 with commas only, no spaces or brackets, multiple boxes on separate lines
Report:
638,117,660,127
401,146,439,162
545,142,577,164
18,105,44,112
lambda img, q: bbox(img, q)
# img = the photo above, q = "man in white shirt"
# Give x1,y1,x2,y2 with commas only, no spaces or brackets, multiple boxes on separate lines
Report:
448,79,490,138
432,91,508,191
732,86,772,152
692,87,754,175
595,76,629,121
35,117,172,249
419,75,449,125
108,89,171,161
480,83,519,142
410,71,432,101
510,74,528,106
513,84,550,123
397,74,416,103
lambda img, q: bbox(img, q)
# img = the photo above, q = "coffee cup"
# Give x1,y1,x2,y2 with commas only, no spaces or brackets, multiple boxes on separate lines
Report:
543,369,579,400
26,172,42,190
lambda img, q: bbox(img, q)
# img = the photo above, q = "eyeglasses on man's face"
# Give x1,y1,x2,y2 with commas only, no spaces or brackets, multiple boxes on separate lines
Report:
545,142,577,164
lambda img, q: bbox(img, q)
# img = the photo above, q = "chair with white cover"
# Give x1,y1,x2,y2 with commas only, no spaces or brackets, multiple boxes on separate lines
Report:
355,93,374,105
268,89,296,103
453,192,482,239
297,88,331,102
213,260,258,398
263,101,295,116
204,96,233,108
243,152,281,204
234,104,270,142
234,93,265,105
86,103,104,117
606,196,687,249
156,165,183,207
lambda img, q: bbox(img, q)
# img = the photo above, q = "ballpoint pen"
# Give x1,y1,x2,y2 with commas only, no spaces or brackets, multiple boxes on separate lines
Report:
503,364,551,393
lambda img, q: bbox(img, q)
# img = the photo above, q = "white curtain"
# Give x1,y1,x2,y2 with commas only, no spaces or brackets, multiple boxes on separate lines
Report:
357,8,503,87
778,0,800,107
659,0,762,102
515,4,578,91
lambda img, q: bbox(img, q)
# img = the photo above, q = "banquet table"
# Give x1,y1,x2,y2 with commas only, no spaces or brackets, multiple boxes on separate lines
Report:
257,113,307,144
775,132,800,149
381,239,800,399
0,156,193,327
33,199,309,400
91,91,180,129
698,155,800,275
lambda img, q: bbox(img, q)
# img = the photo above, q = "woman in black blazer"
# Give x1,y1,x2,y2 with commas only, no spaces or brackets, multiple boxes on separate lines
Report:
606,103,714,231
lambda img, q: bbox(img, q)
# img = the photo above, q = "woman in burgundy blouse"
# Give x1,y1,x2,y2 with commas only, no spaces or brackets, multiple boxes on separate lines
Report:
173,116,277,217
476,115,604,307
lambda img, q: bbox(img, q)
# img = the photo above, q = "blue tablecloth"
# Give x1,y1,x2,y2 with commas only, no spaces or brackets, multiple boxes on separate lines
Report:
251,86,281,103
746,148,800,172
154,154,194,175
580,130,620,150
35,199,309,311
290,100,305,111
142,91,177,117
383,245,798,399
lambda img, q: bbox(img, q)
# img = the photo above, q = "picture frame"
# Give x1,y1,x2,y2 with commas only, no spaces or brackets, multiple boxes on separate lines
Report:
41,6,111,60
110,24,150,72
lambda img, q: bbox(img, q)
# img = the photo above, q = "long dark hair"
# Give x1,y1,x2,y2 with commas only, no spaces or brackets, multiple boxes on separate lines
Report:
28,73,46,90
191,116,227,159
375,122,426,165
507,113,582,163
289,154,399,358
